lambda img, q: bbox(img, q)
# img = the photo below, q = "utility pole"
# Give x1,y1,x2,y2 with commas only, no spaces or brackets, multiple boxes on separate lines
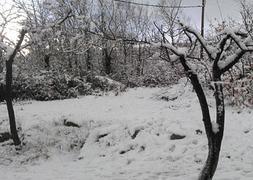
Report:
200,0,206,59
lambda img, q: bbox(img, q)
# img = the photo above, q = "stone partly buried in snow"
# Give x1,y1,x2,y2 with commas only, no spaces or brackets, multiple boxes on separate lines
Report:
170,133,186,140
161,95,178,101
63,119,80,128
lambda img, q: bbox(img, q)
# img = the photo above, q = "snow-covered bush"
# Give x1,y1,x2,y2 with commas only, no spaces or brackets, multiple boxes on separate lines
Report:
87,75,126,93
202,20,253,108
8,70,129,101
113,60,184,88
223,63,253,107
11,70,92,101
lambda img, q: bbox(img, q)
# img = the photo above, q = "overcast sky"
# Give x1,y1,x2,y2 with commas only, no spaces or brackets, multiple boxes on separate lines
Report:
1,0,246,41
142,0,244,30
182,0,242,28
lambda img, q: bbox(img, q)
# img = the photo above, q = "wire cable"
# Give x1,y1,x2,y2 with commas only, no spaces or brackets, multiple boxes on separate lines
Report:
113,0,203,9
216,0,224,21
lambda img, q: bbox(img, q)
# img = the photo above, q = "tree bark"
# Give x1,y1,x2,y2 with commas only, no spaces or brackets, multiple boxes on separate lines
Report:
199,138,222,180
102,47,111,75
44,54,50,69
86,48,92,71
179,56,224,180
5,60,21,146
4,29,26,146
198,70,225,180
0,50,3,72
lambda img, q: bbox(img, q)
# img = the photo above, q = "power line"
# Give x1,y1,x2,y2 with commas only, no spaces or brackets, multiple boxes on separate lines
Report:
216,0,224,21
113,0,203,9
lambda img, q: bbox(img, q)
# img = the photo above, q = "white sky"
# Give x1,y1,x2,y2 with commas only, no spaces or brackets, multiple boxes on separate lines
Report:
0,0,22,42
142,0,244,30
182,0,242,28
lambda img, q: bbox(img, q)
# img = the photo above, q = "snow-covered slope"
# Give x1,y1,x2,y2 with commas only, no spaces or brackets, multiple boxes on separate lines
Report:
0,79,252,180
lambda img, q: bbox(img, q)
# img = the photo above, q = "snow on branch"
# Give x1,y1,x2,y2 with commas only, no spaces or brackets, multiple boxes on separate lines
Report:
152,42,191,66
179,22,217,59
223,28,248,50
152,41,199,76
218,32,253,73
152,42,185,57
216,34,230,53
52,10,73,27
0,41,14,59
3,29,27,62
29,10,73,34
178,23,253,74
218,49,245,73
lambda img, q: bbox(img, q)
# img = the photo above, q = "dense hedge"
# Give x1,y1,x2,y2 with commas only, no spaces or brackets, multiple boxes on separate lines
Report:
223,68,253,107
0,70,127,101
10,70,92,101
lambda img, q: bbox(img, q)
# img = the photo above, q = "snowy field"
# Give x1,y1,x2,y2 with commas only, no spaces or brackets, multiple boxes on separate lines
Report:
0,79,252,180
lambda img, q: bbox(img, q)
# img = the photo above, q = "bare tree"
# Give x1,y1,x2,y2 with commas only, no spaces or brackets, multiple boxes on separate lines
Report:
0,2,19,72
0,29,27,146
155,22,253,179
159,0,183,45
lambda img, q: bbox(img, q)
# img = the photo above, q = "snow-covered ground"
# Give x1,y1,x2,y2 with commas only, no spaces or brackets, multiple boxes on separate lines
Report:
0,79,252,180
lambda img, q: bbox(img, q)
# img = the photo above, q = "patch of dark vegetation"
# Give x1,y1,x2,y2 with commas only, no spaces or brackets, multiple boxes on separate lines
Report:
131,129,141,139
95,133,109,142
195,129,203,135
0,132,11,143
119,145,135,154
139,145,145,152
161,96,178,101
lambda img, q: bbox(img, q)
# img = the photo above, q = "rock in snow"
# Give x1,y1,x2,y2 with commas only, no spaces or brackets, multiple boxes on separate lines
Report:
170,133,186,140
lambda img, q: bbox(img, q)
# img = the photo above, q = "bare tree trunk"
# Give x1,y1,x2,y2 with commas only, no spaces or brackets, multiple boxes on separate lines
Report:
179,56,224,180
102,47,112,75
141,57,145,75
123,42,127,64
199,137,222,180
4,29,26,146
136,43,142,76
44,54,50,70
68,56,72,70
198,69,225,180
0,50,3,72
0,36,4,72
0,83,4,102
86,48,92,71
5,61,21,146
